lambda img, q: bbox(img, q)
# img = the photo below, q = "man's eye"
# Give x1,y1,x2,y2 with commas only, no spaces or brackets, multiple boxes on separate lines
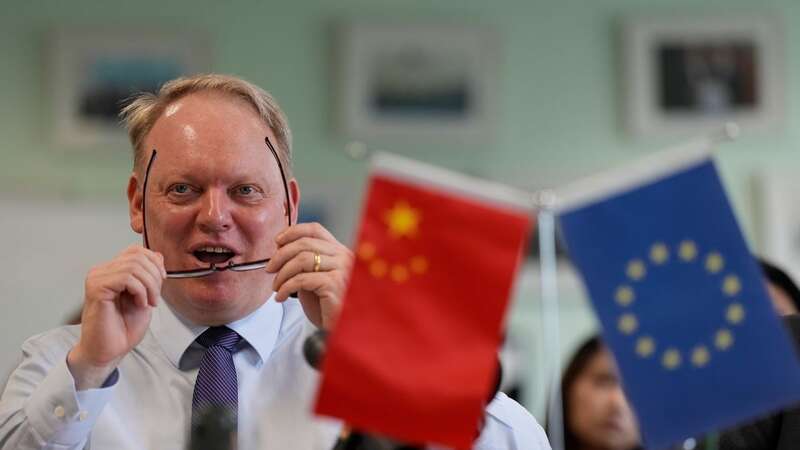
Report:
169,184,191,194
236,185,258,196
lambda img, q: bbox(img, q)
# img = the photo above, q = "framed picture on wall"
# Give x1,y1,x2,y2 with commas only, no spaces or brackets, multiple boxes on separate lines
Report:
48,28,211,147
335,23,499,143
621,15,784,138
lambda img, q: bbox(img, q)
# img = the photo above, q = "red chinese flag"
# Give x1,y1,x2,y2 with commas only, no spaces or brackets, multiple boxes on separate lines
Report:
315,153,534,449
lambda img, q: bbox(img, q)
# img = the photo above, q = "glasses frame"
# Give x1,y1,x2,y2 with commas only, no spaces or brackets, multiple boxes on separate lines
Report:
142,136,292,279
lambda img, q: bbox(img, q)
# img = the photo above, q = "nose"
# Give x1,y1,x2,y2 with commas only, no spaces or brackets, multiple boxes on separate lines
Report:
196,188,233,233
610,386,631,413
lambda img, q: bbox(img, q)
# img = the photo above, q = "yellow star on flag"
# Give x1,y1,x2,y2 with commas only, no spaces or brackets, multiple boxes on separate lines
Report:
662,348,682,370
715,329,733,350
357,200,430,283
636,336,655,358
384,201,421,239
691,346,710,367
678,240,697,261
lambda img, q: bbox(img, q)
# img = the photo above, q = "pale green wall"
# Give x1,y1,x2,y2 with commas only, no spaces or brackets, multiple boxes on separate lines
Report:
2,0,800,419
3,0,799,237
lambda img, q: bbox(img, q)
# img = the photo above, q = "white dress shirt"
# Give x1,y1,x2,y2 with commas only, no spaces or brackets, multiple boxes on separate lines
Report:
0,295,550,450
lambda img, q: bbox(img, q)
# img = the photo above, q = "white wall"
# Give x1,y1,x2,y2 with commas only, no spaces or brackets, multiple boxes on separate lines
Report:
0,199,137,378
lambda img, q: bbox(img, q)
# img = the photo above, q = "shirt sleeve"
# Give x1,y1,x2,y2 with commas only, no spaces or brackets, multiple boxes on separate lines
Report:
472,392,552,450
0,328,117,450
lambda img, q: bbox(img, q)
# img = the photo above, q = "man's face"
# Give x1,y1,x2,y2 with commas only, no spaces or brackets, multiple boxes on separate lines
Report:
128,91,298,325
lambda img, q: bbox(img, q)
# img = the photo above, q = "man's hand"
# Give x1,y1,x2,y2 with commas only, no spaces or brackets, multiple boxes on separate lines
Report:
266,223,353,330
67,245,166,390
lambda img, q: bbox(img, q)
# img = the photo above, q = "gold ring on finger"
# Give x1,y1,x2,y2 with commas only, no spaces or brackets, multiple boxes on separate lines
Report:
313,253,322,272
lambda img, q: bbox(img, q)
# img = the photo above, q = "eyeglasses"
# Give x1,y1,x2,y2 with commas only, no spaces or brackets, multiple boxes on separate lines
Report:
142,136,292,279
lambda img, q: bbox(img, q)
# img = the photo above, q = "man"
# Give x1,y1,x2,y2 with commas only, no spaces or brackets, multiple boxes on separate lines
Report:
0,74,549,449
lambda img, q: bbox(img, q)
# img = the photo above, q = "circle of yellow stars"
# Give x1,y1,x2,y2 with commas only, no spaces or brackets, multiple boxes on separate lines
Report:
615,240,746,371
356,201,430,283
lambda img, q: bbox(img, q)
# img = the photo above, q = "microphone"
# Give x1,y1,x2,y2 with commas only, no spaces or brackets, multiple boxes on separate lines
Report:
303,329,328,370
332,430,420,450
188,405,238,450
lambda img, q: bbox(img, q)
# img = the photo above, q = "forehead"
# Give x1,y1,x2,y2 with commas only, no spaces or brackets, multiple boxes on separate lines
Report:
582,348,616,376
144,91,275,176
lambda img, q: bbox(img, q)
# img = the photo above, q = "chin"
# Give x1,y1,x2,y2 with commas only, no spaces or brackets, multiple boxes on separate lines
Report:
164,283,257,324
605,436,638,450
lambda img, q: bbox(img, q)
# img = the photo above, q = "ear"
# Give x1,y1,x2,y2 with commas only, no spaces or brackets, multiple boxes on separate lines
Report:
128,173,144,234
288,178,301,225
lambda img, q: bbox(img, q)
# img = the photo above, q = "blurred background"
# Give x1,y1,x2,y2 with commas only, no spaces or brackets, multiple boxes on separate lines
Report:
2,0,800,424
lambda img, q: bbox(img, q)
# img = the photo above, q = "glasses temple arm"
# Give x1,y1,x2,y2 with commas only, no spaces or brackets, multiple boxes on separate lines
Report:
142,149,158,249
265,136,292,227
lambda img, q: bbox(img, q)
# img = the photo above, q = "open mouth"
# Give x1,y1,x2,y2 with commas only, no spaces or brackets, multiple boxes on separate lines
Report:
193,246,236,265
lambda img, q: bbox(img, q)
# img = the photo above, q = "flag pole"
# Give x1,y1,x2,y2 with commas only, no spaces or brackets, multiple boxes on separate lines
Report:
535,190,564,450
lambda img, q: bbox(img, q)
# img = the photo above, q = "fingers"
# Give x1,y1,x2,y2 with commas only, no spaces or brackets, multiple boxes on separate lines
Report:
74,244,164,380
126,262,161,308
265,237,340,274
274,269,348,303
140,248,168,279
274,272,322,302
122,244,166,279
116,246,166,307
271,250,344,292
121,272,150,309
86,245,167,309
120,256,163,306
267,223,354,329
266,223,353,295
275,222,337,247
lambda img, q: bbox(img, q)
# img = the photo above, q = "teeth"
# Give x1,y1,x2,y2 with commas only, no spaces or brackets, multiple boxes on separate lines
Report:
199,246,232,253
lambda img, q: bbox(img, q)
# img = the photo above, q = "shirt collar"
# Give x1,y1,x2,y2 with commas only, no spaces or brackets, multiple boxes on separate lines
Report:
150,293,284,369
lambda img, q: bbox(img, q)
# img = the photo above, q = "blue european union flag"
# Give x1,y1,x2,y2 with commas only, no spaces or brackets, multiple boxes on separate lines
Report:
558,157,800,449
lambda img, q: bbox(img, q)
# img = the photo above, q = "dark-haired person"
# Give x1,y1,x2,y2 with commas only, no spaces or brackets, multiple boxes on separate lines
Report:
718,259,800,450
760,258,800,316
552,259,800,450
553,336,641,450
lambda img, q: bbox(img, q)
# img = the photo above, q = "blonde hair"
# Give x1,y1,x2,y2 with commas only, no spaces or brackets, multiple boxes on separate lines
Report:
120,73,293,175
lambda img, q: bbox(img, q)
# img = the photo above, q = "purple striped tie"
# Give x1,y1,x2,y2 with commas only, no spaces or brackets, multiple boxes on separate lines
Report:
191,326,242,425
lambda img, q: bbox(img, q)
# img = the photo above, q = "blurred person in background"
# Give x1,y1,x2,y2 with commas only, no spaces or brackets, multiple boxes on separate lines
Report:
759,258,800,316
554,336,717,450
718,315,800,450
717,258,800,450
0,73,548,449
552,259,800,450
554,335,641,450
